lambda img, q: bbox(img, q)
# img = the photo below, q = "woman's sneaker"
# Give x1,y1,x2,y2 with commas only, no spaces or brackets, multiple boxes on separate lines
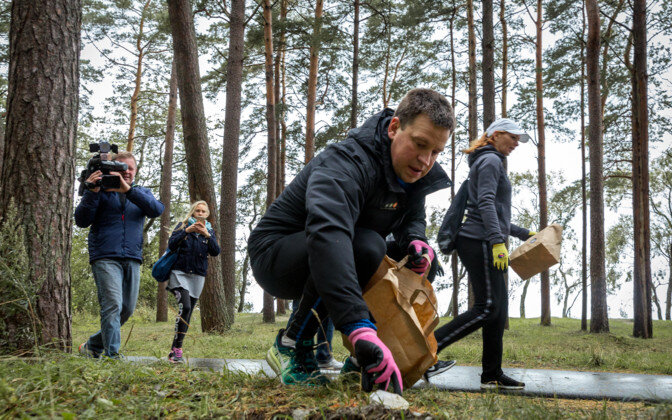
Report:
480,373,525,390
423,359,457,381
168,347,184,363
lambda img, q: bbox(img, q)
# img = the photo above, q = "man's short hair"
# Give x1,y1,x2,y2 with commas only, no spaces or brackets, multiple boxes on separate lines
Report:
113,150,137,165
394,88,454,131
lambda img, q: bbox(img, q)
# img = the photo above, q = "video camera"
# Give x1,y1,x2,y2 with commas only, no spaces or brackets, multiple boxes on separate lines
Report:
77,142,128,196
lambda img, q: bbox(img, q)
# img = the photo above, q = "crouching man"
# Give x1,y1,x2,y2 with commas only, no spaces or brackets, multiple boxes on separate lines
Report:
248,88,454,394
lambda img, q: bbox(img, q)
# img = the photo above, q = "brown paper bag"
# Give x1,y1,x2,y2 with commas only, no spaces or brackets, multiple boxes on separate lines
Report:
510,223,563,280
342,255,439,388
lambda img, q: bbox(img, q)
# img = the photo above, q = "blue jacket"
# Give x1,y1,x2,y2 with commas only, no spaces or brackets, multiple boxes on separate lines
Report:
74,186,164,263
459,145,529,245
168,223,221,276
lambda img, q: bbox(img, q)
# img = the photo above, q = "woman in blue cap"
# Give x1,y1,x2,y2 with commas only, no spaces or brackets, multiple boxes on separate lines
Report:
435,118,535,389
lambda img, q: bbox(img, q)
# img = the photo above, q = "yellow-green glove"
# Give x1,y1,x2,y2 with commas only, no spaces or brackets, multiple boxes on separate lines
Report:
528,231,537,237
492,243,509,271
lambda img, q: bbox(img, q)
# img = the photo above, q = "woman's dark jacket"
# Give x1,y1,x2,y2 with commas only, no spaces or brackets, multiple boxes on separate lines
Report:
248,108,451,329
459,145,529,245
168,224,221,276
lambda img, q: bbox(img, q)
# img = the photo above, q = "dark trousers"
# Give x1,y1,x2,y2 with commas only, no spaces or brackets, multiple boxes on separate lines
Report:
171,287,198,349
252,228,438,342
434,236,507,380
288,300,335,363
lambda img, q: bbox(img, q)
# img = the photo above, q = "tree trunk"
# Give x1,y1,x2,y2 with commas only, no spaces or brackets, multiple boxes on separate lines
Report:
586,0,609,333
0,111,5,178
156,59,178,323
305,0,323,164
127,0,152,152
262,0,276,324
238,252,249,313
168,0,230,332
520,278,530,318
449,1,459,318
581,0,588,332
467,0,478,142
631,0,652,338
274,0,287,198
482,0,494,129
500,0,508,118
534,0,551,327
280,0,287,193
0,0,80,353
219,0,245,327
350,0,359,129
466,0,477,312
666,246,671,320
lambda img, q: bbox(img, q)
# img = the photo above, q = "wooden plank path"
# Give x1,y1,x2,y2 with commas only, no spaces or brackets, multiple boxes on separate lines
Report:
125,356,672,403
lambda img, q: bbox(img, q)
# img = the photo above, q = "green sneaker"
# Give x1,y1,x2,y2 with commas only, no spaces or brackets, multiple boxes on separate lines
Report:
266,329,329,386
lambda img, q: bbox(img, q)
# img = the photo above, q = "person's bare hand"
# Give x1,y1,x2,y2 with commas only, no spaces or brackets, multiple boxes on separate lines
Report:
185,224,198,233
104,172,131,193
85,170,103,193
195,222,210,237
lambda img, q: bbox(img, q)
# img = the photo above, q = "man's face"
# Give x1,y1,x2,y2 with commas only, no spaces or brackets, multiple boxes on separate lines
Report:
115,157,137,185
388,114,450,183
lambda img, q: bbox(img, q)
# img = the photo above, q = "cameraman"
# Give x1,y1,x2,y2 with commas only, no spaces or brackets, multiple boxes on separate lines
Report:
75,151,164,359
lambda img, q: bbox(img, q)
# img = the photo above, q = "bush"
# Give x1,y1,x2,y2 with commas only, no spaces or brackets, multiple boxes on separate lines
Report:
0,201,37,354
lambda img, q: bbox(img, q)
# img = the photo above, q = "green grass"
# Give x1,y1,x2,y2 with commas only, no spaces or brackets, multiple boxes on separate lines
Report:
1,309,671,418
74,308,672,375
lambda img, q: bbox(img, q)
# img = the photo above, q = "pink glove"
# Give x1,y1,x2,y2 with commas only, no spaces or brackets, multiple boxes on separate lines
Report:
348,327,403,395
407,239,435,276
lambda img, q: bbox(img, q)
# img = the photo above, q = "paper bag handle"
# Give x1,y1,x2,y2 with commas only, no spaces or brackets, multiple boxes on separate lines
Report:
395,255,432,281
410,289,440,336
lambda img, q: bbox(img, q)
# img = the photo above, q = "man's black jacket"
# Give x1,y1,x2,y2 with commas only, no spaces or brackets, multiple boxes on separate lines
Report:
248,108,451,329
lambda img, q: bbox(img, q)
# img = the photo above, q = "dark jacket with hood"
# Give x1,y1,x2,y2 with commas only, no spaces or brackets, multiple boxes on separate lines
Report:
168,223,221,277
248,108,450,329
459,145,529,245
75,186,164,263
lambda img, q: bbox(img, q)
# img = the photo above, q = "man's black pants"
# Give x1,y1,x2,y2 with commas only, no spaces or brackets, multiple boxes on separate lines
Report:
251,227,437,342
433,236,507,380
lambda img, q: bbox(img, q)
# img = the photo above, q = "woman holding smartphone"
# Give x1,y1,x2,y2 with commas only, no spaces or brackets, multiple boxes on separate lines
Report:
166,200,220,363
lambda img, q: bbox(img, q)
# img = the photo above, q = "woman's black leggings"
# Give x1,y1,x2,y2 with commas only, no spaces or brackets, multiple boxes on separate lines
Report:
171,287,198,349
433,236,508,381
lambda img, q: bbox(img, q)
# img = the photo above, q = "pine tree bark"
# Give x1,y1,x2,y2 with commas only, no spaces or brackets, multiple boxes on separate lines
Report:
666,246,671,320
262,0,277,324
350,0,359,129
219,0,245,326
0,0,81,352
467,0,478,143
631,0,652,338
467,0,477,311
127,0,152,152
500,0,508,118
482,0,495,129
305,0,323,164
586,0,609,333
156,59,178,323
168,0,231,332
580,0,588,332
449,1,459,318
535,0,551,326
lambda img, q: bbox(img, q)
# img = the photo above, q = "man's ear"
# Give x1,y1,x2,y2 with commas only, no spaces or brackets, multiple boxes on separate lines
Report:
388,116,400,140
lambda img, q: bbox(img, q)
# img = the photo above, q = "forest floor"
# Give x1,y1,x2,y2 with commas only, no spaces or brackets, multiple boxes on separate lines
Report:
1,309,671,418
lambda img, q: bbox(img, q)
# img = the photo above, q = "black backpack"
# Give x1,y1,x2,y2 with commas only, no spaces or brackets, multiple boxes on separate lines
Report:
437,178,470,254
